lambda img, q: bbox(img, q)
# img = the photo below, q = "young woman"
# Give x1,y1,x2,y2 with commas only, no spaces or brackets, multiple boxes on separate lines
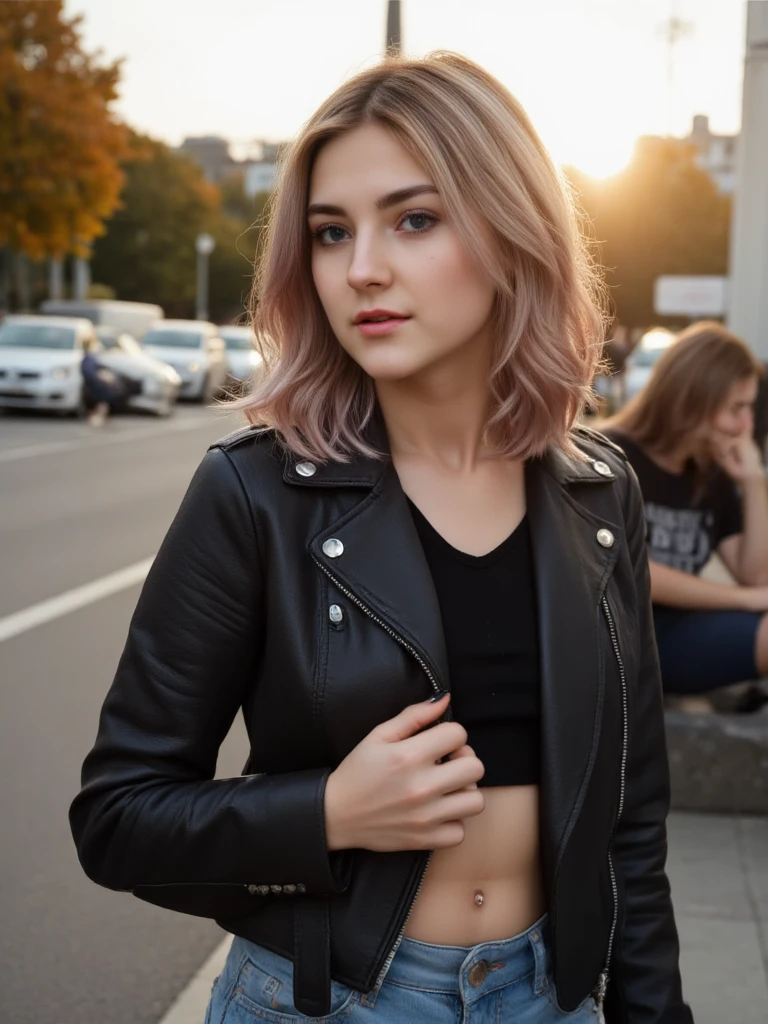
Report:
70,53,692,1023
604,322,768,705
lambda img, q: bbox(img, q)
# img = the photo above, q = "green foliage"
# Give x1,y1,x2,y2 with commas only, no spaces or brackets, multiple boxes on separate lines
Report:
567,138,732,329
91,136,268,321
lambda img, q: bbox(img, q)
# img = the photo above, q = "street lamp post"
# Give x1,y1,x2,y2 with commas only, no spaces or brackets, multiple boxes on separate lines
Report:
195,232,216,321
386,0,402,55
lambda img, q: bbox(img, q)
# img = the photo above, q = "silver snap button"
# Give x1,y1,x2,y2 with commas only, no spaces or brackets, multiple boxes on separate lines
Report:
295,461,316,477
256,885,270,896
247,884,259,895
597,528,615,548
593,460,613,477
322,538,344,558
329,604,343,624
283,884,297,894
270,884,283,894
296,883,307,893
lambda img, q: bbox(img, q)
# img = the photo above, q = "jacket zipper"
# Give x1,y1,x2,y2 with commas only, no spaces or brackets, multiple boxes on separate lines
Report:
312,556,441,990
594,594,629,1010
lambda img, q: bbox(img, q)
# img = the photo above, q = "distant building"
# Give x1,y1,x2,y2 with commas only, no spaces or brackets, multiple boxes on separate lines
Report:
177,136,237,184
178,136,283,196
243,161,277,197
683,115,738,195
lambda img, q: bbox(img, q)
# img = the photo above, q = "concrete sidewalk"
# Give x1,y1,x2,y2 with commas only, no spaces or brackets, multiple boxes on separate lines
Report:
667,812,768,1022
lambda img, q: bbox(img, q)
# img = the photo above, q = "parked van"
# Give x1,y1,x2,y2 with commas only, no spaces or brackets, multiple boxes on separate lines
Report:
39,300,164,340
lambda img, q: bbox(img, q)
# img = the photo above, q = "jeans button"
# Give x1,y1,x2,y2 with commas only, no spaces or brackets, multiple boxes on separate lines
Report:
468,960,489,987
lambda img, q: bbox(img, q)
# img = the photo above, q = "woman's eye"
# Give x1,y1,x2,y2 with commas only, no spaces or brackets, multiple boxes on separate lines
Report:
401,211,436,233
314,225,348,246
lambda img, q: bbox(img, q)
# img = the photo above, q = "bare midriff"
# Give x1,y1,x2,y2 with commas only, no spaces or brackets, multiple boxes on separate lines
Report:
403,784,545,945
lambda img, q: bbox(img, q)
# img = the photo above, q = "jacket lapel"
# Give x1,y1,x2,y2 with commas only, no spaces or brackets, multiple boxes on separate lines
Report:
526,451,621,881
310,459,450,690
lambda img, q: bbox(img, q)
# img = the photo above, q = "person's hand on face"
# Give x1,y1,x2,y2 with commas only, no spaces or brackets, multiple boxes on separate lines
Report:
709,424,764,483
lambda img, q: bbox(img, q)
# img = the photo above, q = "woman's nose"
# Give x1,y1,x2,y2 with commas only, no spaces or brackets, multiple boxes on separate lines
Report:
346,232,393,290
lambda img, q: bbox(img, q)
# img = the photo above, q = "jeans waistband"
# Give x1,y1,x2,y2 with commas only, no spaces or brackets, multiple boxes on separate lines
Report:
378,912,551,1003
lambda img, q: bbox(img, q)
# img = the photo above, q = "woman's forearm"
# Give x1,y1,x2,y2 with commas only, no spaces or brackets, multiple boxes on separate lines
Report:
649,559,747,610
736,475,768,585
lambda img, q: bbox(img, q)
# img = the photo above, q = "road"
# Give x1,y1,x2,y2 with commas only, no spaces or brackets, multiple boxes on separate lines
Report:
1,405,766,1024
0,405,250,1024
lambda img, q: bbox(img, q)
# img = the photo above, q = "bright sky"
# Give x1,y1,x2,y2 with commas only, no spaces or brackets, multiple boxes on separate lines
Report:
68,0,749,178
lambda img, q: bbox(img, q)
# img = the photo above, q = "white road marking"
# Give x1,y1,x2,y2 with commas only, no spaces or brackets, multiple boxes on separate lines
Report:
157,937,231,1024
0,411,225,463
0,557,154,643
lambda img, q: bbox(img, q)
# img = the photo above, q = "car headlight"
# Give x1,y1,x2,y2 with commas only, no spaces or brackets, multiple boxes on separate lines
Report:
187,361,200,373
51,366,73,379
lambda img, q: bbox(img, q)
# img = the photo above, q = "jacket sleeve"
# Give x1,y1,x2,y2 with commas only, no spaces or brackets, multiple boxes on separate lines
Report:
69,447,351,905
605,464,694,1023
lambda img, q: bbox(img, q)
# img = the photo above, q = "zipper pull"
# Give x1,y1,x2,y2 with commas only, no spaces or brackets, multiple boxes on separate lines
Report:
594,970,609,1006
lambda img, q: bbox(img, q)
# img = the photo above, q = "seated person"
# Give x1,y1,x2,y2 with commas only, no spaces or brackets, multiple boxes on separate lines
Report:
602,321,768,709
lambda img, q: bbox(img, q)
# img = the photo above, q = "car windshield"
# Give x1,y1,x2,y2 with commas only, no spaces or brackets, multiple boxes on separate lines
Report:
220,331,254,351
143,330,202,348
0,323,77,349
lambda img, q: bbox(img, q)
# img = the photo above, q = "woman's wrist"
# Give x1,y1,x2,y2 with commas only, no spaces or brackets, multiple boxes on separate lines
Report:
324,770,353,852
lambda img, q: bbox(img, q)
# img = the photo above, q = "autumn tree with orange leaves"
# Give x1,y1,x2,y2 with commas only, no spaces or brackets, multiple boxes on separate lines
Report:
0,0,129,262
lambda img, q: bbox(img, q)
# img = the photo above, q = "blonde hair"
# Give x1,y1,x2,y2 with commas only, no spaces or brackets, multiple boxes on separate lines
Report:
228,51,606,461
606,321,763,457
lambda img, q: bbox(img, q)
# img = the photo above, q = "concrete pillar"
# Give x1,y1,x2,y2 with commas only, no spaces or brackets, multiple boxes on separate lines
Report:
728,2,768,356
73,256,91,301
49,257,64,300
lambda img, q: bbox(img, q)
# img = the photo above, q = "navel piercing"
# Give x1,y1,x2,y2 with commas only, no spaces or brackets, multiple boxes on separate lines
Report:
474,890,485,907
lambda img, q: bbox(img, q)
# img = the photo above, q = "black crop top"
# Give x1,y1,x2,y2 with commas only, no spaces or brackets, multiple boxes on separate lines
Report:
407,500,541,787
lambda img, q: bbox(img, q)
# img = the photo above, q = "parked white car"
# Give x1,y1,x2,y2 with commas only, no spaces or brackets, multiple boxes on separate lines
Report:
94,326,181,417
217,324,264,385
40,299,163,340
0,316,97,416
623,328,677,404
0,316,181,418
141,320,229,401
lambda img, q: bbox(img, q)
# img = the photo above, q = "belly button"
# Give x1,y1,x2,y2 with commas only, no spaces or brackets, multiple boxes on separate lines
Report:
474,890,485,907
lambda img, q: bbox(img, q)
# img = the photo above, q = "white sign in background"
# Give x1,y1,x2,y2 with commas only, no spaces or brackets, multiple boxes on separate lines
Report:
654,276,729,317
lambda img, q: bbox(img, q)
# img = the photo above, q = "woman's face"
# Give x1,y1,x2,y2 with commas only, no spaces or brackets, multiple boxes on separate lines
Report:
307,123,497,382
709,375,758,441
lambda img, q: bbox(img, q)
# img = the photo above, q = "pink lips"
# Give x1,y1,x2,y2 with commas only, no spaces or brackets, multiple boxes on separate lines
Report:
356,317,410,338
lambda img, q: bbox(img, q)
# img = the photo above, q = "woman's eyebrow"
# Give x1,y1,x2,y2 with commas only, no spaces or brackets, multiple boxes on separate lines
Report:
307,184,438,217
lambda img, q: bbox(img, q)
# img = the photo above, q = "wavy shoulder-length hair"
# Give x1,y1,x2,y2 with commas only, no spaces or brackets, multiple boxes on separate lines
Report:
228,51,606,462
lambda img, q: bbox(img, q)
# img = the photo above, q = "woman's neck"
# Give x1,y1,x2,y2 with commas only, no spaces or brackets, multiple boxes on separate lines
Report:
375,374,495,473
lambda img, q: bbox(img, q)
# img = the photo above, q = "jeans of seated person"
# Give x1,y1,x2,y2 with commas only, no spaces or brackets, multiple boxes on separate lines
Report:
653,605,762,693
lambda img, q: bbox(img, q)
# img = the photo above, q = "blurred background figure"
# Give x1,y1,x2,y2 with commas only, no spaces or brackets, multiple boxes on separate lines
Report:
603,322,768,713
80,335,117,425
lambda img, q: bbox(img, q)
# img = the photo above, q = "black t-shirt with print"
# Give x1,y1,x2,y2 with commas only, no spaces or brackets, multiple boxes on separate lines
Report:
603,429,742,575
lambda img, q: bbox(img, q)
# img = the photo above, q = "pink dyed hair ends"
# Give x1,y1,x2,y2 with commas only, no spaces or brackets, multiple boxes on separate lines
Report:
227,51,606,463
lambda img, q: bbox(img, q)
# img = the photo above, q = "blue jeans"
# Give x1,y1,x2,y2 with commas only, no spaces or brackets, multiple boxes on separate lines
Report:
205,913,600,1023
652,605,762,693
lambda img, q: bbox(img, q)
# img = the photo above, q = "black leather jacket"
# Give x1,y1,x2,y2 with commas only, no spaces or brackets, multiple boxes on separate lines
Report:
70,417,693,1023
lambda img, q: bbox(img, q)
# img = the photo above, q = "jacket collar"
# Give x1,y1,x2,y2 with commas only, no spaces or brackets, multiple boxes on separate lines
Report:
283,410,615,492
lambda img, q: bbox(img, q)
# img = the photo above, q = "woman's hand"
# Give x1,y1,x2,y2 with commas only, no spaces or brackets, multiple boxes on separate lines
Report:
324,693,485,853
709,426,765,483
